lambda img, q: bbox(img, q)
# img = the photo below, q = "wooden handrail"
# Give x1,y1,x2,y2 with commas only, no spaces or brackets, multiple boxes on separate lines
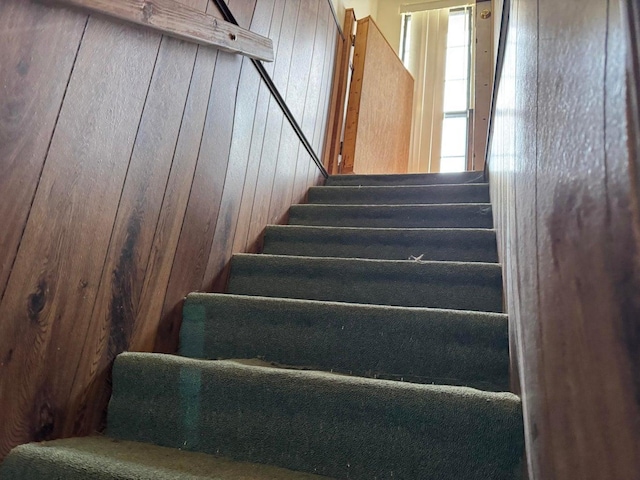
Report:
42,0,274,62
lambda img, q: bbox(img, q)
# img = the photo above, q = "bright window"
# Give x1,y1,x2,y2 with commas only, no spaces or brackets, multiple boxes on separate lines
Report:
440,7,472,173
400,14,412,67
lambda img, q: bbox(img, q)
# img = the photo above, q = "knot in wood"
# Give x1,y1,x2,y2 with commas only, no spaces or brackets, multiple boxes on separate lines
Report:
141,1,154,22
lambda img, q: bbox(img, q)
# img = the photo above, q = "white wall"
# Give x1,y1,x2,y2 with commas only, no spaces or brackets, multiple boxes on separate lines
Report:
330,0,378,24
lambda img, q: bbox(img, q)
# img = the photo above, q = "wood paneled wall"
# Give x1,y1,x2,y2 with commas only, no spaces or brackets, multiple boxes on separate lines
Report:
489,0,640,478
0,0,337,460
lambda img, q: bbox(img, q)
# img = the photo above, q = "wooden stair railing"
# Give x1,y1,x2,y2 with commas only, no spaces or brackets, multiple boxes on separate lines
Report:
41,0,274,62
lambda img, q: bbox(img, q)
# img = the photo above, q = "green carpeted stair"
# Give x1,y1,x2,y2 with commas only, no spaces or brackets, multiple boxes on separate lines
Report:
0,172,524,479
263,226,499,261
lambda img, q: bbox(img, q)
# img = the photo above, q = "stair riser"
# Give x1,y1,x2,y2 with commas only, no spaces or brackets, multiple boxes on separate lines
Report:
307,184,489,205
263,227,499,262
107,354,524,480
181,294,510,390
227,256,503,312
288,205,493,228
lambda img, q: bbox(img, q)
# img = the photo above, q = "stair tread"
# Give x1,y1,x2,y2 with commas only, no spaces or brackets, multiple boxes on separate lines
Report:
107,353,523,480
288,203,493,228
307,183,490,204
0,436,329,480
181,292,509,390
263,225,498,262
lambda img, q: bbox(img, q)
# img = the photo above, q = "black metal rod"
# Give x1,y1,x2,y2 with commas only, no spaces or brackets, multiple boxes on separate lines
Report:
214,0,330,179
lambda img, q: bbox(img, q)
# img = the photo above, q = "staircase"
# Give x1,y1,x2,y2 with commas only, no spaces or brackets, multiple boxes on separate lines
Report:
0,172,524,479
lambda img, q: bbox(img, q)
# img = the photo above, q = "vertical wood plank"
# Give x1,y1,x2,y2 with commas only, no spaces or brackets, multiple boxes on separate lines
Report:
131,0,221,353
0,15,161,457
0,1,87,300
246,0,298,250
341,18,368,174
231,0,284,256
154,0,256,353
201,0,275,293
308,5,339,187
291,0,330,205
313,4,339,166
322,8,354,175
65,7,206,435
267,0,320,224
491,0,640,477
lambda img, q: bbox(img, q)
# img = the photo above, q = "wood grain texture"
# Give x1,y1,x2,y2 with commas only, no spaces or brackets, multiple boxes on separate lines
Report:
245,0,299,250
201,0,274,293
290,3,330,205
312,4,339,164
44,0,274,61
323,8,354,175
0,14,161,458
66,8,205,435
231,0,285,256
342,17,414,174
0,0,87,301
131,0,219,353
622,0,640,225
489,0,640,477
153,0,255,353
0,0,338,458
267,0,321,225
308,3,338,187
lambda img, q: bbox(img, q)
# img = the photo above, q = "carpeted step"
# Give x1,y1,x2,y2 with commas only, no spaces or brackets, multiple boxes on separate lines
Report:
325,171,485,186
107,353,524,480
180,293,509,390
0,436,328,480
288,204,493,228
262,225,498,262
307,184,489,205
227,254,503,312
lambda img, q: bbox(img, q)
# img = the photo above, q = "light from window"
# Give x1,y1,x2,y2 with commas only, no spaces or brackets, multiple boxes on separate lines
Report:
440,7,472,173
400,14,412,67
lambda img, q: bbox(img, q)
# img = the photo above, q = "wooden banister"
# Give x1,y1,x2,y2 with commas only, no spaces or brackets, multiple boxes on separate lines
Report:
41,0,274,62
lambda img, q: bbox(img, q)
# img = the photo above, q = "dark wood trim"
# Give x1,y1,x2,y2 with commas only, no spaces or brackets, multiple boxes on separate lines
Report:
324,8,356,174
484,0,511,178
213,0,330,179
41,0,274,61
621,0,640,208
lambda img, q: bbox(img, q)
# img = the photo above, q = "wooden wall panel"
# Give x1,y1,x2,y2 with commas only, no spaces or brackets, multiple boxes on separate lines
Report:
130,1,219,354
245,0,298,250
66,10,205,435
0,0,338,460
268,0,321,224
0,13,161,456
201,1,273,293
231,0,286,256
312,5,339,167
0,1,87,300
291,5,330,205
153,0,255,353
342,17,414,174
489,0,640,477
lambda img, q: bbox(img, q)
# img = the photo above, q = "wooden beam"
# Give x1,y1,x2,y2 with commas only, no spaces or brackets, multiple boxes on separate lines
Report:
41,0,274,62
